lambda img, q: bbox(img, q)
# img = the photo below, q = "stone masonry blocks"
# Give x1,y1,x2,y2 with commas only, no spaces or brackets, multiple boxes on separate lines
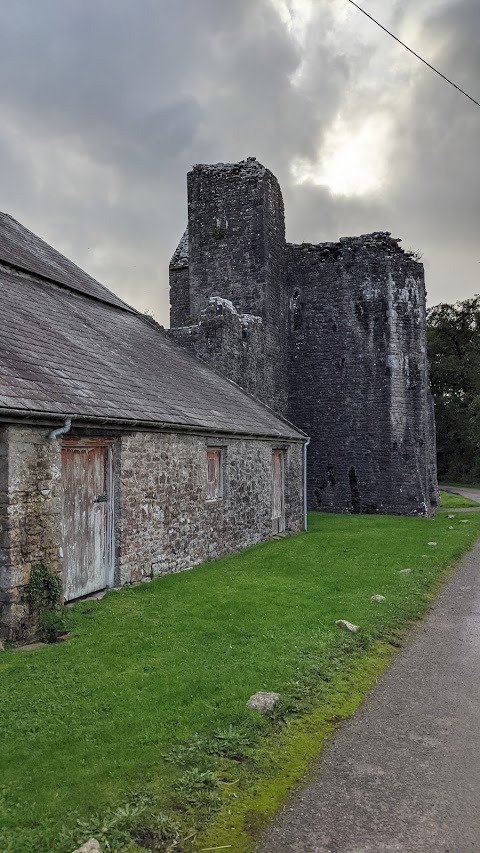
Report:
118,432,303,584
169,158,289,415
0,426,62,642
169,160,439,517
287,236,438,515
1,426,304,641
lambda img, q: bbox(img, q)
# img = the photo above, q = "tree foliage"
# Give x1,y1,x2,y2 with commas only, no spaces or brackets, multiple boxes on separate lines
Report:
427,295,480,482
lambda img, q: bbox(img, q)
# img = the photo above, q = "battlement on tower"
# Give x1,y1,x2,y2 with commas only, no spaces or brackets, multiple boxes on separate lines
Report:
168,160,438,516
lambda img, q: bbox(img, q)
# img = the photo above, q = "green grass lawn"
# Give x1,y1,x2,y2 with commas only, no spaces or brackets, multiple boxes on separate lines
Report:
2,510,480,853
439,489,480,508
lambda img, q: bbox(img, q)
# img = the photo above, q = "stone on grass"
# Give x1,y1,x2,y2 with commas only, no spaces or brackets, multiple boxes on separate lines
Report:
460,520,469,524
427,542,438,546
371,594,386,602
399,568,412,575
335,619,359,633
247,691,280,713
13,641,46,652
448,526,454,530
72,839,102,853
0,639,4,652
448,514,455,519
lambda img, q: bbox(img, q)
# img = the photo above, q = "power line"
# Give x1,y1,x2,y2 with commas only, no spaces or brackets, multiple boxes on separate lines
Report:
346,0,480,109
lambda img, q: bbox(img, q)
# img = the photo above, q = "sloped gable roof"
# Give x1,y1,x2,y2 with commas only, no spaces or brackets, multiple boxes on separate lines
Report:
0,218,303,441
0,212,134,312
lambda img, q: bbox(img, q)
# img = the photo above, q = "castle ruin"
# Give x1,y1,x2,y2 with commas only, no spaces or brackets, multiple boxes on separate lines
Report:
169,157,438,516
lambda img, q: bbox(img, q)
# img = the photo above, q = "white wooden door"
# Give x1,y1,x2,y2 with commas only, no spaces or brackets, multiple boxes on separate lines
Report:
61,440,114,601
272,450,285,534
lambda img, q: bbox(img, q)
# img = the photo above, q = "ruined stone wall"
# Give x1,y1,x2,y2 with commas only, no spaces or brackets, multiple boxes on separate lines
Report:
168,297,266,402
169,159,438,516
169,158,289,414
287,234,438,515
118,431,304,584
0,426,62,642
169,229,190,328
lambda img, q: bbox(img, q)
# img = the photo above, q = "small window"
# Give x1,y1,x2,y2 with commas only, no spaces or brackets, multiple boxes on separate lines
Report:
206,449,223,501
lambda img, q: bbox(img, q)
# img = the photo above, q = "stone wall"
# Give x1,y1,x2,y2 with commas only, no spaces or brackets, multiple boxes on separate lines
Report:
0,425,304,641
169,229,190,328
168,160,438,517
169,158,289,415
287,234,438,515
0,426,62,642
169,297,266,402
118,431,304,584
0,428,9,635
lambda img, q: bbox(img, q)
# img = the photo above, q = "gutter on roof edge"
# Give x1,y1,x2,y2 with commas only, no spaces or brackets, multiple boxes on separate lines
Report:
0,408,307,443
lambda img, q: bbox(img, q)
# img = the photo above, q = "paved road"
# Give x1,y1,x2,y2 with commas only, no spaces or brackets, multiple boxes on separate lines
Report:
442,485,480,504
259,538,480,853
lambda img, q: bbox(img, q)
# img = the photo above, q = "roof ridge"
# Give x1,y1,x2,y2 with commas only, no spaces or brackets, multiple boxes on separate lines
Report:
0,211,136,313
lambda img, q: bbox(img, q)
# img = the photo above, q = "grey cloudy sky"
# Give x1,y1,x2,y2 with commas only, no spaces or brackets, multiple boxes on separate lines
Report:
0,0,478,324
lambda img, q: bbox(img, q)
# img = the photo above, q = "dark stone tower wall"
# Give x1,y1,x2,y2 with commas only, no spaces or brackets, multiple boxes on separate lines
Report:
169,229,190,328
169,158,289,415
168,297,268,403
168,159,438,516
287,234,438,515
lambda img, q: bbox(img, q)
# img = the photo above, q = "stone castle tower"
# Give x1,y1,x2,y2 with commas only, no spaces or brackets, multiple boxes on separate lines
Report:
169,158,438,516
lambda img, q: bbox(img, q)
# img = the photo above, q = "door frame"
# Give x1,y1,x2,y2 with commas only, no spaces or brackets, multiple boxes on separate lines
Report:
271,449,286,534
61,437,115,599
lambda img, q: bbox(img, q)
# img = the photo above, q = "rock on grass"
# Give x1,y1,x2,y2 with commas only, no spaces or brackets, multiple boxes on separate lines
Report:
247,691,280,712
335,620,359,633
72,840,102,853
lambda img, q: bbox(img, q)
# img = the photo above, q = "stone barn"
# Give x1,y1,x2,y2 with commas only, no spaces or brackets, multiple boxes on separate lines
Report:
0,212,306,643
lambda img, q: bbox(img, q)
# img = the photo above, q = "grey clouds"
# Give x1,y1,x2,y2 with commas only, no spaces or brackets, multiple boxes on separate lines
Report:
0,0,478,323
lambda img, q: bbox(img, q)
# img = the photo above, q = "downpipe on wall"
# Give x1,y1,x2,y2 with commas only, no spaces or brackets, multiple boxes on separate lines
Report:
48,417,72,441
303,437,310,530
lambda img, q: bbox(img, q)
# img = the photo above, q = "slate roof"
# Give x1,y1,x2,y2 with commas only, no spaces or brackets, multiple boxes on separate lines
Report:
0,212,134,311
0,215,303,440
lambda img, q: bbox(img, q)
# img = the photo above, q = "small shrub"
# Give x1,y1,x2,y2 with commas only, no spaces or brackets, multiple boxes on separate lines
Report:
267,696,300,725
175,768,219,795
61,792,159,852
404,247,423,262
130,810,180,851
174,768,221,812
25,561,64,642
25,562,62,612
207,725,254,759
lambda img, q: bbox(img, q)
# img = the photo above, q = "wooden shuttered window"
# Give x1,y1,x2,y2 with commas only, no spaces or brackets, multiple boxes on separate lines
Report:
206,449,222,501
